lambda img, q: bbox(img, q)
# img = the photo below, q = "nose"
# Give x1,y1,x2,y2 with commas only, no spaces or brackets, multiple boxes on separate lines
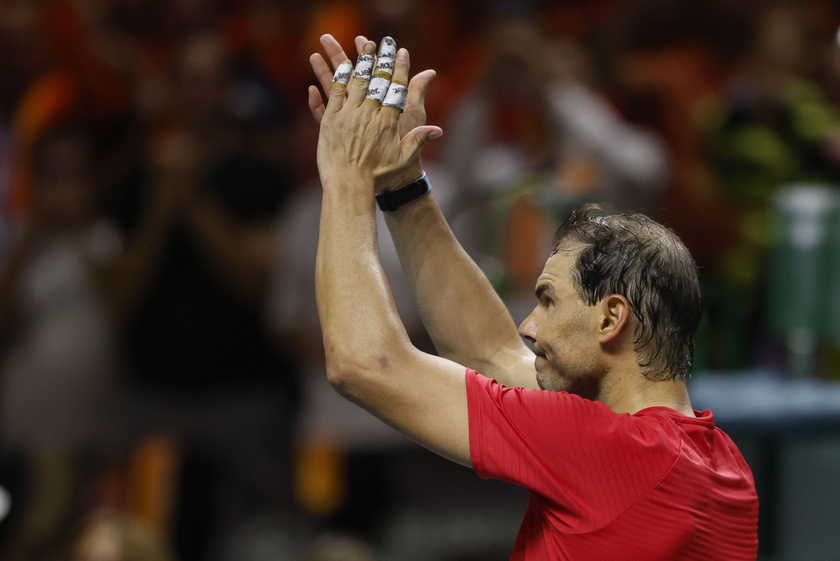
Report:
519,308,537,344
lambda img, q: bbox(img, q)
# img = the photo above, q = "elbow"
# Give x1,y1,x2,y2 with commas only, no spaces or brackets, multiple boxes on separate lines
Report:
325,360,354,397
323,349,374,399
323,339,406,399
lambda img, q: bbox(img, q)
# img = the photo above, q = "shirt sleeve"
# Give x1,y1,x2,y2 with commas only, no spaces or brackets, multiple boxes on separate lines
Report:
465,369,680,529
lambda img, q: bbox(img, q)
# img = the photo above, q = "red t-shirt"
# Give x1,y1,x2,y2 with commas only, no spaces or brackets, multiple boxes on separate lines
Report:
466,369,758,561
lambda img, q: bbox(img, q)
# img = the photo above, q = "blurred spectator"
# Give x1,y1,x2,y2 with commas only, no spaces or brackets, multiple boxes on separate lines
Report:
1,1,839,559
699,1,840,369
303,532,377,561
0,124,123,561
0,0,130,223
111,30,302,561
439,14,667,312
705,1,840,268
68,508,177,561
589,0,817,369
593,0,743,273
269,162,457,541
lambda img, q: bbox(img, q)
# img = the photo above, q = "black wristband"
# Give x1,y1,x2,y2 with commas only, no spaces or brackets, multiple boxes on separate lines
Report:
376,173,432,212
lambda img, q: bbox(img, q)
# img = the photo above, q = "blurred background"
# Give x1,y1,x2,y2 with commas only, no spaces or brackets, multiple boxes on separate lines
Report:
0,0,839,560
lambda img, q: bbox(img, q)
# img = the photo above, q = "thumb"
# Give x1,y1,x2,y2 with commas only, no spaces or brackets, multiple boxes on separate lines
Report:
400,125,443,161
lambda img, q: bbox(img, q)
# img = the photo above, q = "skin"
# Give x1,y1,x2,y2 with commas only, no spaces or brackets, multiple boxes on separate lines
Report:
520,250,608,396
520,249,695,416
315,36,473,467
311,35,695,470
310,34,538,390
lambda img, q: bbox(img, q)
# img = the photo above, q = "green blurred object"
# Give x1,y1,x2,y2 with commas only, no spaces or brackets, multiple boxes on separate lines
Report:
770,184,840,377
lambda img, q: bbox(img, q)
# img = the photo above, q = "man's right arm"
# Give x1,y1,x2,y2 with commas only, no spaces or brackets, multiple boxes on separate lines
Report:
384,191,538,389
308,33,536,388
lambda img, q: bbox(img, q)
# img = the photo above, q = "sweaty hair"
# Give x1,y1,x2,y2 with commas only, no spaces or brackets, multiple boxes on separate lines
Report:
553,204,702,381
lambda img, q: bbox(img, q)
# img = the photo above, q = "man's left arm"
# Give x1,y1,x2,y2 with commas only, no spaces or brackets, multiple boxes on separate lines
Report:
315,38,471,467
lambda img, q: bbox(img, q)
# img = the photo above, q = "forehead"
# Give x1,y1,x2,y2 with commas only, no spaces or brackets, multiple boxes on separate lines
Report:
536,250,578,293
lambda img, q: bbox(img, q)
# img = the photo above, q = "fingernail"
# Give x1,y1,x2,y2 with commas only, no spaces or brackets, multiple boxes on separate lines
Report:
397,48,407,61
428,130,442,140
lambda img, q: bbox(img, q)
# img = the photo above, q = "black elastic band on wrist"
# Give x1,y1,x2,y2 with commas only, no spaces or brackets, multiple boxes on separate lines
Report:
376,172,432,212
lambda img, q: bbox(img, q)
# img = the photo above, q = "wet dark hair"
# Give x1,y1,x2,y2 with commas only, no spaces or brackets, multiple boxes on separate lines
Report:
553,204,702,381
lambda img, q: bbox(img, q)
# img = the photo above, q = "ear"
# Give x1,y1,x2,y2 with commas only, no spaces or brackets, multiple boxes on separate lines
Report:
597,294,631,344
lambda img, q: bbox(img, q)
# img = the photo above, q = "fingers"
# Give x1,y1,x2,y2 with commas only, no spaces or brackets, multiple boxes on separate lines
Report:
312,34,435,133
399,69,435,136
309,34,354,120
319,34,351,71
325,59,352,115
345,40,376,107
354,35,368,55
364,36,397,107
406,70,435,116
310,34,351,93
310,52,335,96
309,35,375,121
308,85,325,124
381,48,409,115
400,125,443,164
308,50,340,121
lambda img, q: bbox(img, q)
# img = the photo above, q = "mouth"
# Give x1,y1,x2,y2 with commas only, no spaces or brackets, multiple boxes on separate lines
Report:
533,347,547,369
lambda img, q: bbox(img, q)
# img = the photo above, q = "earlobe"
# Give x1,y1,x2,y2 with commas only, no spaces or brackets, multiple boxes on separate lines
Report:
598,294,630,344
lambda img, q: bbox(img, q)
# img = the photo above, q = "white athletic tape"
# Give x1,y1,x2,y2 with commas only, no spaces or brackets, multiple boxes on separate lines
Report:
354,53,375,80
332,60,353,85
365,75,391,103
377,36,397,60
374,36,397,76
382,82,408,112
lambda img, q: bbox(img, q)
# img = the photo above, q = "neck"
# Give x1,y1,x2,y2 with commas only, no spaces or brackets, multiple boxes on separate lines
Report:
600,368,694,416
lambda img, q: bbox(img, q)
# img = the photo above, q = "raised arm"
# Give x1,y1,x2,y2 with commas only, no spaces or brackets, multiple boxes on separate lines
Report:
314,37,471,466
310,35,536,389
383,196,537,388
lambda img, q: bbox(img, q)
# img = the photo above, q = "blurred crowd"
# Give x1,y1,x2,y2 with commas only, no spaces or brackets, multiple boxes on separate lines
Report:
1,0,840,560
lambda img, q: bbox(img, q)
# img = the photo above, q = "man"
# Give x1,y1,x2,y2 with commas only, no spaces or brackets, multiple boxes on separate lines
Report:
309,34,758,560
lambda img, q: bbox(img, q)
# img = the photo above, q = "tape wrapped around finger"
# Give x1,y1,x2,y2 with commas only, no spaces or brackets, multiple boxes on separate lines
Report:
354,53,375,80
373,36,397,77
365,75,391,103
381,82,408,112
332,60,353,85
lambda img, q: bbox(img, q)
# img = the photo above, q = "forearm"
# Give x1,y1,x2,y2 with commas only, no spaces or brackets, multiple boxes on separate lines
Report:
384,192,536,387
316,181,414,389
317,181,472,466
311,35,474,465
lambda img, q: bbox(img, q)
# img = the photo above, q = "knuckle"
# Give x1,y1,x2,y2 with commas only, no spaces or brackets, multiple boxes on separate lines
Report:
351,77,369,91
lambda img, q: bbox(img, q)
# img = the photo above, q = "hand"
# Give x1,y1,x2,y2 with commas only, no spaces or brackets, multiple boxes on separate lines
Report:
309,34,439,191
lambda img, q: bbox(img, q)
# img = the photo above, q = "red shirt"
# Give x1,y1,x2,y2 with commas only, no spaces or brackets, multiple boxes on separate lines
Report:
466,369,758,560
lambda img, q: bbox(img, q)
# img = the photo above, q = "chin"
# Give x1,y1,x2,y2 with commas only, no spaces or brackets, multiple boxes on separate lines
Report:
536,372,566,393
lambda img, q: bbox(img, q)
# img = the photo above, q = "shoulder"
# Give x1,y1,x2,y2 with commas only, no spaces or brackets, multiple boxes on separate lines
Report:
466,371,684,526
467,369,679,450
467,368,625,422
